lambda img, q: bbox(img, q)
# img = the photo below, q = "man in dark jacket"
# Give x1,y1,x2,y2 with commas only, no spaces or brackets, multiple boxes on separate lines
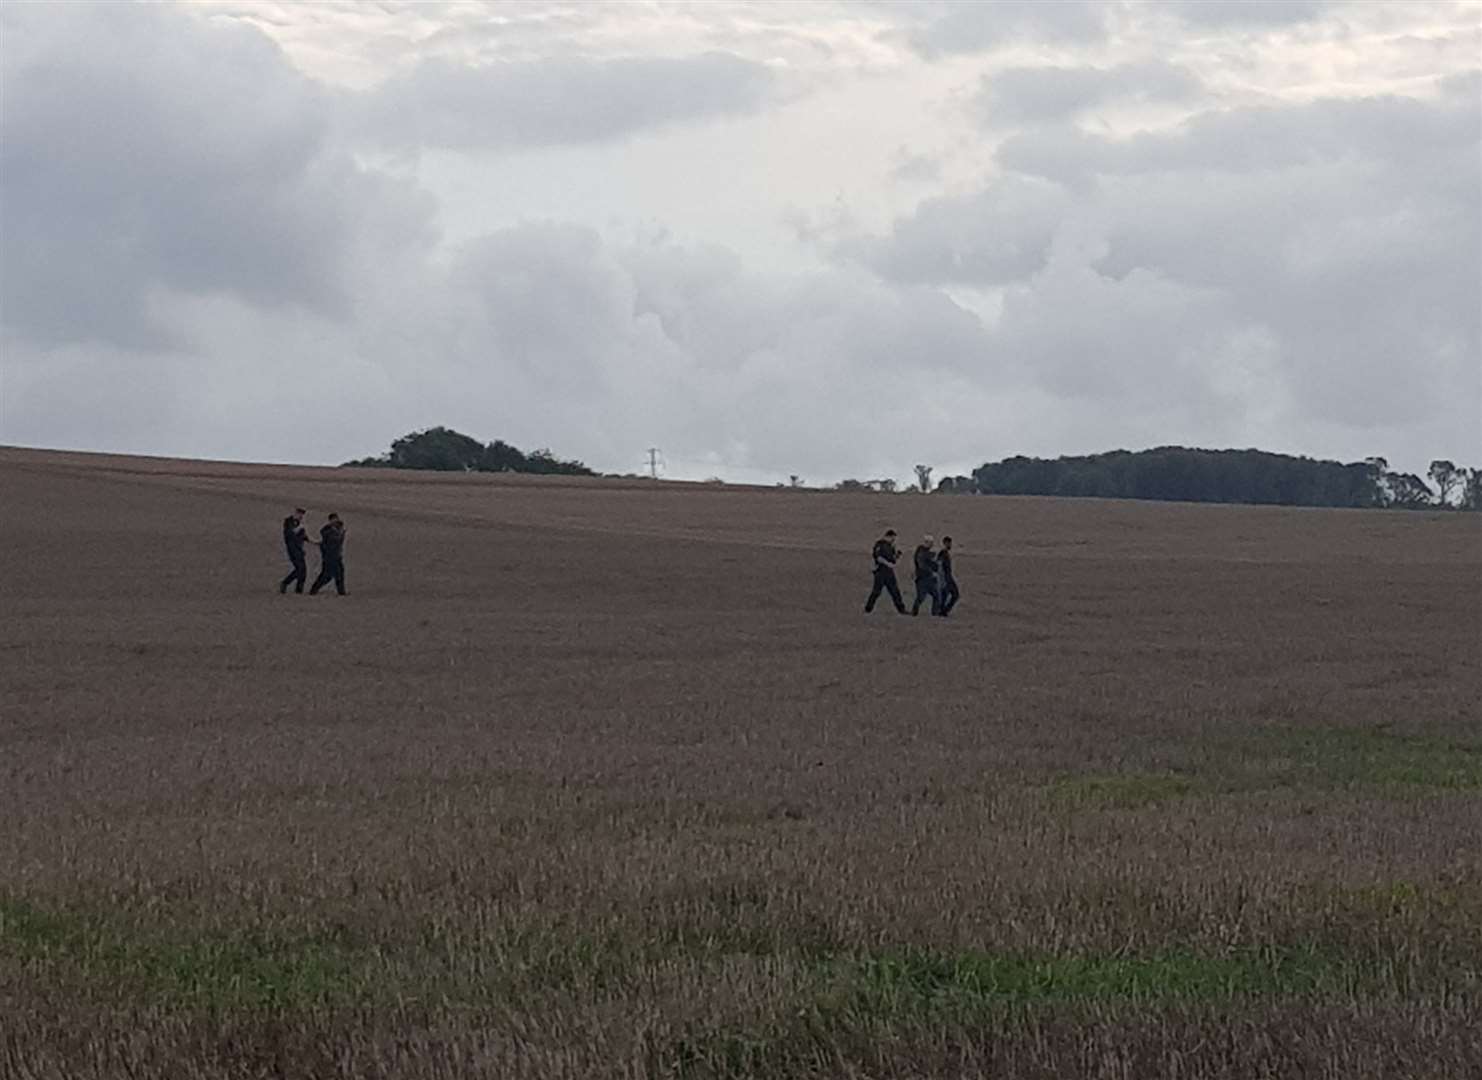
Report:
864,529,906,614
279,508,309,594
911,535,940,616
937,535,960,616
309,513,348,596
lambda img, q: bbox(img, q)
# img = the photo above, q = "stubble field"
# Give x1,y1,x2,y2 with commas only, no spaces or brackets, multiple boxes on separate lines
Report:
2,446,1480,1079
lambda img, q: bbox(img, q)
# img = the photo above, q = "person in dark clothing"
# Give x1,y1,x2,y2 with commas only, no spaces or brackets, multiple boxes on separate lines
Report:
911,535,940,616
309,513,348,596
864,529,906,614
279,508,309,594
937,535,960,616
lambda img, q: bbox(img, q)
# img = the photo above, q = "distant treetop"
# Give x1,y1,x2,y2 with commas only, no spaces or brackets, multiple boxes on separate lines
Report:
936,447,1479,511
343,426,593,477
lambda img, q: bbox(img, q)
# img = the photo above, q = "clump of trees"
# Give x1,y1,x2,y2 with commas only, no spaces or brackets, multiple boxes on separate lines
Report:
344,427,593,476
936,448,1481,510
835,478,898,493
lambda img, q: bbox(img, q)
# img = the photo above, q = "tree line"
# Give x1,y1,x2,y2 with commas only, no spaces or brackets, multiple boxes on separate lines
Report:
935,448,1482,510
343,427,593,476
347,431,1479,510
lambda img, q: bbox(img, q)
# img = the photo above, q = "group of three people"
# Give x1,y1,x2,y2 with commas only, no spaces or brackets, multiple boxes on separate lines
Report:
280,509,348,595
866,529,960,617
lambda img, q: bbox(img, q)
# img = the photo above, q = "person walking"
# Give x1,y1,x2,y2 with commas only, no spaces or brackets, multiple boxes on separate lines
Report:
309,513,348,596
864,528,906,614
937,535,961,616
911,535,940,616
279,508,309,594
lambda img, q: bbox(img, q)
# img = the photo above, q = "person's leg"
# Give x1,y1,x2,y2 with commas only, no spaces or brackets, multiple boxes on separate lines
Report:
280,566,295,593
944,580,960,614
334,560,346,596
309,563,331,594
886,575,906,613
289,556,307,593
911,582,927,616
865,574,884,613
929,582,941,616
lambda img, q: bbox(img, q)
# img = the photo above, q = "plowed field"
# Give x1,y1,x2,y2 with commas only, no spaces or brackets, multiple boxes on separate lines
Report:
3,447,1480,1079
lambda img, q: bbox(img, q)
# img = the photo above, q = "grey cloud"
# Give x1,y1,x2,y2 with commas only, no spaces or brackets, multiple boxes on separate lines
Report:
1163,0,1335,27
906,0,1109,57
4,0,1476,483
891,148,943,184
836,177,1071,286
4,213,1004,481
977,61,1203,127
834,86,1479,448
1440,69,1481,101
0,2,433,350
356,52,775,151
448,222,637,393
993,233,1235,405
435,223,997,477
429,216,1348,481
997,93,1479,182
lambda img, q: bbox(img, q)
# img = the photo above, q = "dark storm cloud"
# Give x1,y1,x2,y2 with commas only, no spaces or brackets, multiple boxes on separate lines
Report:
356,51,776,151
977,61,1204,127
0,3,427,350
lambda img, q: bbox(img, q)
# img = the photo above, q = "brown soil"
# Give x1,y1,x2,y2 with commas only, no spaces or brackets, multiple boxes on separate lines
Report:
2,446,1479,1079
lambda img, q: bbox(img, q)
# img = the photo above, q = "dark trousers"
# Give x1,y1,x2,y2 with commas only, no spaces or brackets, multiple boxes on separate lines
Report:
310,557,346,596
912,578,940,616
865,570,905,613
280,554,307,593
939,577,960,616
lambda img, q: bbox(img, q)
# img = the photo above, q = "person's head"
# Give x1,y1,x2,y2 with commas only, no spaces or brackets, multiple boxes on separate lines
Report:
292,507,306,522
942,535,953,550
328,513,340,523
922,534,934,548
883,528,896,541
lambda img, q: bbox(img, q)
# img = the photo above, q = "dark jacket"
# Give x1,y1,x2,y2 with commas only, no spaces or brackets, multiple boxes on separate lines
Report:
913,544,939,583
939,548,955,583
283,517,307,558
872,538,899,574
319,522,346,560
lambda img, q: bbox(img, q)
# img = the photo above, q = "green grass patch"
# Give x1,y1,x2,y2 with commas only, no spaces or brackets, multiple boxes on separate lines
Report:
1236,726,1482,792
1042,770,1198,809
658,942,1379,1077
0,897,374,1010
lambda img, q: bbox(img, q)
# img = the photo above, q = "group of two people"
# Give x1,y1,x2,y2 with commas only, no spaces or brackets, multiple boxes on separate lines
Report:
865,529,961,617
280,509,348,595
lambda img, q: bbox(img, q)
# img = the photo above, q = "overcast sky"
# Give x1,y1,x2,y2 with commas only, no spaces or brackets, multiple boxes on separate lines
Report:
2,1,1478,484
